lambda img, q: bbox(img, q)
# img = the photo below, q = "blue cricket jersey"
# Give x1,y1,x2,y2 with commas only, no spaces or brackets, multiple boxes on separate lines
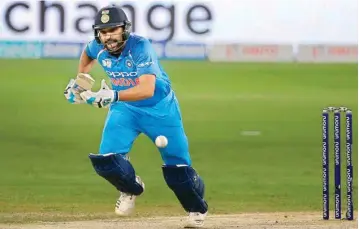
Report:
85,34,171,107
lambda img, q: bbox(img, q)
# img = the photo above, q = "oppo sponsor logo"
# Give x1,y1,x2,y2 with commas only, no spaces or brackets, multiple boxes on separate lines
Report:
106,71,137,78
3,0,213,41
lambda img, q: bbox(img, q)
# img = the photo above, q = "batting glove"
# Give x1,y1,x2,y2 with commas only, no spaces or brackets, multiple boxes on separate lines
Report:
80,79,119,108
64,78,86,104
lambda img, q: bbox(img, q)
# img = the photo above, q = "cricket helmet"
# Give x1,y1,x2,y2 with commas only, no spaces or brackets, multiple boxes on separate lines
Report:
92,5,132,51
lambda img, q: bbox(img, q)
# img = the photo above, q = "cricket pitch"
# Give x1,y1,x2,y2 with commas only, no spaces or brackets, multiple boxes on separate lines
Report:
1,212,357,229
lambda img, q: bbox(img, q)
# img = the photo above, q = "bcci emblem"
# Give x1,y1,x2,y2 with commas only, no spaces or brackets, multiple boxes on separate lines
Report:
101,10,110,23
102,59,112,68
126,59,133,68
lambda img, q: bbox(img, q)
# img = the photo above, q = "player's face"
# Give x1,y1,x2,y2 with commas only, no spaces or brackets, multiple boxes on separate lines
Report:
99,26,124,52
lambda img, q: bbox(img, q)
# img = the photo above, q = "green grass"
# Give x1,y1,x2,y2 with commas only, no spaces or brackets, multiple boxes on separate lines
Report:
0,60,357,223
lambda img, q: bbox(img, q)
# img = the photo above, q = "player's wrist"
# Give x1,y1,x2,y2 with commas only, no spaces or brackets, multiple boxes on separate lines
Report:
113,90,119,102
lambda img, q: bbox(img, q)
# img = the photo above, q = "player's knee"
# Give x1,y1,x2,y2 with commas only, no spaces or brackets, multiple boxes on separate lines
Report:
162,165,208,213
89,153,144,195
162,155,191,166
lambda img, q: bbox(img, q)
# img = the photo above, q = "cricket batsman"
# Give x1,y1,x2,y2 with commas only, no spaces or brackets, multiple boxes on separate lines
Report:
63,5,208,228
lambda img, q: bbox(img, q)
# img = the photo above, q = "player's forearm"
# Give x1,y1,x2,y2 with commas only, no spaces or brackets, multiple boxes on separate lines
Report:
117,75,155,101
78,50,95,74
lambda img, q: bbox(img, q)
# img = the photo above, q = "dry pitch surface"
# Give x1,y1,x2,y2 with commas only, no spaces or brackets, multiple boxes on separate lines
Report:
1,212,357,229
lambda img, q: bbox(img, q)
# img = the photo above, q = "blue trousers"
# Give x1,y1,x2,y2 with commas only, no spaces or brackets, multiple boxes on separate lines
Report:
99,91,192,166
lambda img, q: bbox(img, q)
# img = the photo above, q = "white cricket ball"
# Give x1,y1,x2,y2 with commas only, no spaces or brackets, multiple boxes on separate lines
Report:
155,135,168,148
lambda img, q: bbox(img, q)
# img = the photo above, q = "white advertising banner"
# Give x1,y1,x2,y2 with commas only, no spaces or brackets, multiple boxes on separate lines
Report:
208,44,293,62
0,0,357,44
296,44,358,63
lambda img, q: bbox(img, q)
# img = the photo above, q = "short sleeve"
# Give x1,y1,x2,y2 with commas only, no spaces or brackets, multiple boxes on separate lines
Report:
132,39,161,76
85,40,103,60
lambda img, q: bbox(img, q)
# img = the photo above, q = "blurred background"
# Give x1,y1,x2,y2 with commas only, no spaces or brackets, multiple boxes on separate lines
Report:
0,0,357,224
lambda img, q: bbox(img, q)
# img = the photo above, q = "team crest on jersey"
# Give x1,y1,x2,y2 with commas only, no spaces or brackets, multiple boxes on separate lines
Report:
102,59,112,68
125,59,133,68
